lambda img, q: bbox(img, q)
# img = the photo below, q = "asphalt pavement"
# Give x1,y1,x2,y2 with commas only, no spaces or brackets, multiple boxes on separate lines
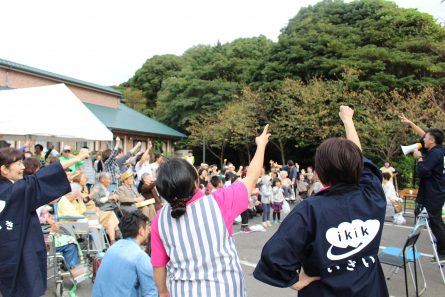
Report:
44,208,445,297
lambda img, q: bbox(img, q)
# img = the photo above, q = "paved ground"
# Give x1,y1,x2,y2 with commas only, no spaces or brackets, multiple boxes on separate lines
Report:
44,208,445,297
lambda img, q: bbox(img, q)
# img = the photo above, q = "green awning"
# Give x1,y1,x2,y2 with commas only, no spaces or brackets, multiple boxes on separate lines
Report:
85,103,186,139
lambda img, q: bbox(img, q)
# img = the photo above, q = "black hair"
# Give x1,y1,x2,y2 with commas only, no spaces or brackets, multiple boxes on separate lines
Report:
0,148,24,181
210,175,222,188
156,158,198,219
224,172,238,184
0,141,10,149
198,168,207,176
287,160,294,166
119,210,149,239
426,128,444,145
273,178,281,186
315,138,363,186
34,144,44,151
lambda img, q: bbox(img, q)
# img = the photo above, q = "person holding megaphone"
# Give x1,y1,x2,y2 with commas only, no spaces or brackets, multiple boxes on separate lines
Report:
400,114,445,260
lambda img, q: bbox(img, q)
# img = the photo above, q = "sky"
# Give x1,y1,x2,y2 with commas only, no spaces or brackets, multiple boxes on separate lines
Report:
0,0,443,86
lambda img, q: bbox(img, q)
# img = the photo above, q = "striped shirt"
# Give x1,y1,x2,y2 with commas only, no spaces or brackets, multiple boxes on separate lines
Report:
151,182,248,297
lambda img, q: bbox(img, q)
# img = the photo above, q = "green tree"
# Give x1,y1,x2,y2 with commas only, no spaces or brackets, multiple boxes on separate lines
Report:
186,87,260,165
129,54,183,110
120,87,146,113
154,36,273,130
259,0,445,91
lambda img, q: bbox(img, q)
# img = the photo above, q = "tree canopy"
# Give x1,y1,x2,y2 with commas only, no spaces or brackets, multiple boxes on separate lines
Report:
121,0,445,175
258,0,445,92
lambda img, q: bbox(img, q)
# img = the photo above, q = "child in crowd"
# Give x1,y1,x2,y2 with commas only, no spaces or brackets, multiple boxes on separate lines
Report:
209,175,223,193
272,179,285,223
260,175,273,228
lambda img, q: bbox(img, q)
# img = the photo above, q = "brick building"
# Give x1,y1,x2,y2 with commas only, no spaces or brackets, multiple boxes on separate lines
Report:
0,58,185,154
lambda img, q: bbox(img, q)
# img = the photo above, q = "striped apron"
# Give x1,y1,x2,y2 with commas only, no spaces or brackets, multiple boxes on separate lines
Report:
158,195,246,297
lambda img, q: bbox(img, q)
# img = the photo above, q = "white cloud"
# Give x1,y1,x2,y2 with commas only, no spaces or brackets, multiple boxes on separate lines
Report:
0,0,442,86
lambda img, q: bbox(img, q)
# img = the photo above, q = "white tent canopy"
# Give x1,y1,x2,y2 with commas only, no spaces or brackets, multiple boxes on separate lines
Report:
0,84,113,141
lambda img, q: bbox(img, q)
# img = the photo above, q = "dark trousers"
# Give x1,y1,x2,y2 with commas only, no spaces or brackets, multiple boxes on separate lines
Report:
241,210,249,227
427,208,445,254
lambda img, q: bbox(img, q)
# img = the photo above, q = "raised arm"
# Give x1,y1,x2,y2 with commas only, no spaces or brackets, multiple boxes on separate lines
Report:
339,106,362,151
60,148,90,170
399,114,425,138
242,125,270,196
138,141,152,166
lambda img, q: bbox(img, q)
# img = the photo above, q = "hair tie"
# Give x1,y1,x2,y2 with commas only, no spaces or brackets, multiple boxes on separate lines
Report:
170,196,189,210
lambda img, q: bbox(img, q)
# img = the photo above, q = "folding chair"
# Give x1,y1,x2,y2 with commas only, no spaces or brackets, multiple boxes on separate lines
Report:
378,222,426,297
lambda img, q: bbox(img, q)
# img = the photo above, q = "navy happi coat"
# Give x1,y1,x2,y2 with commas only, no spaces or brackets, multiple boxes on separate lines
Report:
254,158,389,297
0,162,70,297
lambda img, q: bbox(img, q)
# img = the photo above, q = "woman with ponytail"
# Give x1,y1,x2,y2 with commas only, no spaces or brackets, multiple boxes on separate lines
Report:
151,126,270,297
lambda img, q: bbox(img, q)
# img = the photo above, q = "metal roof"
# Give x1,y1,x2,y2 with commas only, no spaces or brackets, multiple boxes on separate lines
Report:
0,58,122,96
85,102,186,139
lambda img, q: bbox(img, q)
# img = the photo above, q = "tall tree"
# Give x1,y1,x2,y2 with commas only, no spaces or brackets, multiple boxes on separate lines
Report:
129,54,183,111
258,0,445,91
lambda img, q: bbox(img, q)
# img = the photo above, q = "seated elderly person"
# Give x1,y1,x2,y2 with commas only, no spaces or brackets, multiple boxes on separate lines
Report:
38,204,85,275
71,172,98,214
118,171,154,220
57,183,87,218
91,172,121,244
24,159,85,275
56,183,108,252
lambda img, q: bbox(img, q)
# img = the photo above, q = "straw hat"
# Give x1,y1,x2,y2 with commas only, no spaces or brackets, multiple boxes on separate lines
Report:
121,171,133,182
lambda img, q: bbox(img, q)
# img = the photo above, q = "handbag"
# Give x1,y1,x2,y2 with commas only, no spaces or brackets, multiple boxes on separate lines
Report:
391,199,403,213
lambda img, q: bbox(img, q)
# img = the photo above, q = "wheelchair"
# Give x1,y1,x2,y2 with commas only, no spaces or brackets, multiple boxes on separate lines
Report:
44,202,110,294
43,226,89,297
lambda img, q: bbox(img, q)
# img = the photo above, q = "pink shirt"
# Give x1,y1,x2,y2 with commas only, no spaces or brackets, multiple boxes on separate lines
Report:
151,181,248,267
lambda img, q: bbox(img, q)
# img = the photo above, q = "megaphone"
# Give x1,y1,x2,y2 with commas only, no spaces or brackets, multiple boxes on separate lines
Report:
401,143,422,155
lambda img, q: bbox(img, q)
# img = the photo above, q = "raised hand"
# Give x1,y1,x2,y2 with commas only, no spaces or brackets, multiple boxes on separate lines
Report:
255,124,271,147
399,114,412,125
77,148,90,161
339,105,354,123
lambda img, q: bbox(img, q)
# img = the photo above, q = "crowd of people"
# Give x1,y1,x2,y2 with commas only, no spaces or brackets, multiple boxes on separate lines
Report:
1,106,444,297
